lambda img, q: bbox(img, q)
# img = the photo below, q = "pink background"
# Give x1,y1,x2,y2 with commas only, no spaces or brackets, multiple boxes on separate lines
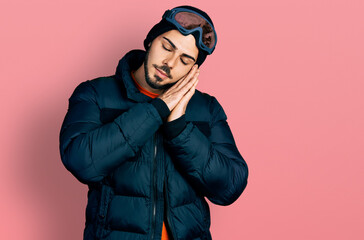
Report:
1,0,363,239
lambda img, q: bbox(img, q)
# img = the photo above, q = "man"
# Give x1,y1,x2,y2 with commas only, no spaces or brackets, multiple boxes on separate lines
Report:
59,5,248,240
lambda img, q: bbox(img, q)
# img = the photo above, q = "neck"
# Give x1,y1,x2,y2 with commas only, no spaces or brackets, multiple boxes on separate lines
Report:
134,63,163,95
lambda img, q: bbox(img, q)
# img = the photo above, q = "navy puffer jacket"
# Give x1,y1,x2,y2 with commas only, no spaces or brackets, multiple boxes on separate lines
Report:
59,50,248,240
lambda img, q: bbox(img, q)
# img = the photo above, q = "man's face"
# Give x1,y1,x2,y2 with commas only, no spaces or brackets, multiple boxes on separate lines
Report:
144,30,199,90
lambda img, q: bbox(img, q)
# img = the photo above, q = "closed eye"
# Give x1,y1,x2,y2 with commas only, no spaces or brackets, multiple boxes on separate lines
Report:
162,44,172,52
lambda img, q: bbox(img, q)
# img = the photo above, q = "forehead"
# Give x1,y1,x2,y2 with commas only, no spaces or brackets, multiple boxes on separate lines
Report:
159,30,199,58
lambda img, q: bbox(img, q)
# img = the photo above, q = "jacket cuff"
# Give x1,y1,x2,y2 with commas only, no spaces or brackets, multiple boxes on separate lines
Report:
150,98,170,121
163,115,187,140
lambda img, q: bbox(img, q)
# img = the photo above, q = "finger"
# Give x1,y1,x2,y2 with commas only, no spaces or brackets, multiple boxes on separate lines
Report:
172,65,199,90
161,66,197,95
159,66,199,104
181,70,199,92
179,78,199,105
177,73,199,100
185,65,199,84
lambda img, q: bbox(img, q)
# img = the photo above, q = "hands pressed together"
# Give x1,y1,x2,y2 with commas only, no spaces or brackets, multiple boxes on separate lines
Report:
158,65,200,122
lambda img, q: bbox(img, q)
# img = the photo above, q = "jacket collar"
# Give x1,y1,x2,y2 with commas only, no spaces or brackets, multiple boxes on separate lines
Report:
115,49,152,102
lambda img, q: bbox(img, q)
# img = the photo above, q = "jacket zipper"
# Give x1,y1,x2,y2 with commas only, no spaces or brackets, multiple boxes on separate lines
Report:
164,180,176,240
151,134,158,240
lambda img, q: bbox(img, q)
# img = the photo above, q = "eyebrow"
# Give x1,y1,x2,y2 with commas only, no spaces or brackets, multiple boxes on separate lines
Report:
163,37,196,62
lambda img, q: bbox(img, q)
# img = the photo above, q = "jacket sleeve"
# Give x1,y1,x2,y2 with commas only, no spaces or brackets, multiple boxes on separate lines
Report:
164,97,248,206
59,80,162,184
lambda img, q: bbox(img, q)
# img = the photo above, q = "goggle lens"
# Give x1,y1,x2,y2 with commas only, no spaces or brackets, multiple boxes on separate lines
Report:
174,11,216,50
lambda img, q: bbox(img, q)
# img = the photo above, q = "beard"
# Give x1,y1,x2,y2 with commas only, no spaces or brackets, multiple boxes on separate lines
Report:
144,48,177,90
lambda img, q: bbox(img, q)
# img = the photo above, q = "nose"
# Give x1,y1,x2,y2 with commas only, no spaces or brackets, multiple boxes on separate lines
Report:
163,52,179,69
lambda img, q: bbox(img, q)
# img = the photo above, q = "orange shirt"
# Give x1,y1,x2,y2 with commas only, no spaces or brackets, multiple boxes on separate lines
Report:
131,71,159,98
131,71,170,240
161,221,170,240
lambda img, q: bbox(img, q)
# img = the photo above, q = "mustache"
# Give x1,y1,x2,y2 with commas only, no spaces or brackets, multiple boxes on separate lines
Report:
153,64,172,79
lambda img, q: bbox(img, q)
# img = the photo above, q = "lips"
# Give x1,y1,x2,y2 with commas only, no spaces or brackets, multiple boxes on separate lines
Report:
155,67,168,78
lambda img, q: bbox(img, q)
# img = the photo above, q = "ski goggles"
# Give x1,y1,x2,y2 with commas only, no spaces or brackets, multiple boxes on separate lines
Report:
162,8,217,55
